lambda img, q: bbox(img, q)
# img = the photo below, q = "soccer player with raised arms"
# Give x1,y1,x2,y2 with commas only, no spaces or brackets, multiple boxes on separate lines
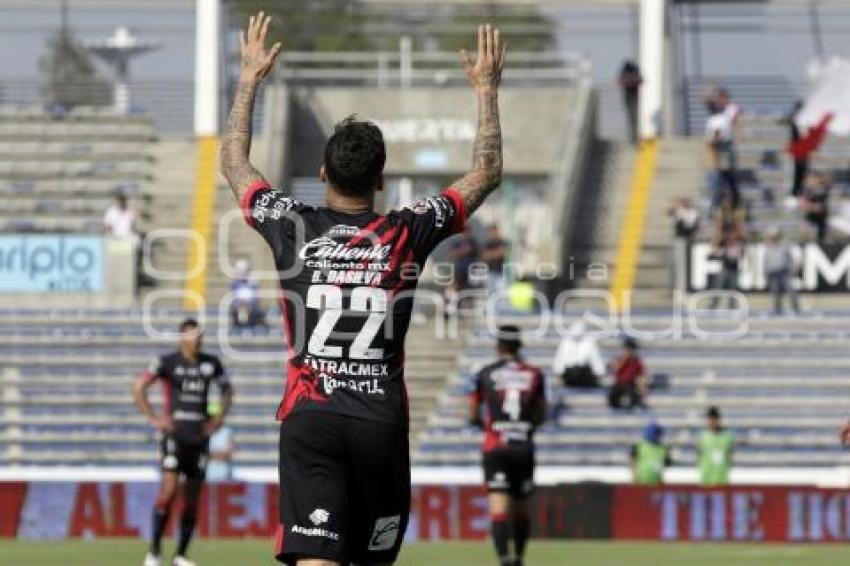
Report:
221,11,506,565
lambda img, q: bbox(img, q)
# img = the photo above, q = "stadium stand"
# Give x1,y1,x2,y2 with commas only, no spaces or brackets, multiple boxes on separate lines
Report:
414,311,850,468
414,100,850,472
0,310,458,466
0,106,155,235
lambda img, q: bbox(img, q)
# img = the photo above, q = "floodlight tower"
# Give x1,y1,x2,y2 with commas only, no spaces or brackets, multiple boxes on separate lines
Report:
84,27,160,114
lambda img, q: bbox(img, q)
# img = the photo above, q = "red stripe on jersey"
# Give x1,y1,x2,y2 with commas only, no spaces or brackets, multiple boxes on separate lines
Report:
274,522,285,555
391,250,416,294
348,216,388,247
240,180,272,227
441,188,468,234
276,292,295,421
162,380,172,417
482,427,504,452
381,225,409,289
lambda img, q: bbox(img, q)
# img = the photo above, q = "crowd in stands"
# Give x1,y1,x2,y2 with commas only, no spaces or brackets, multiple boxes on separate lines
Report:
670,86,850,314
444,224,510,316
553,328,649,413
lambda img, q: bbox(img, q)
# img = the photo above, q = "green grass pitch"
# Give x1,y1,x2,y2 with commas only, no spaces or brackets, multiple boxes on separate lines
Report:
0,539,847,565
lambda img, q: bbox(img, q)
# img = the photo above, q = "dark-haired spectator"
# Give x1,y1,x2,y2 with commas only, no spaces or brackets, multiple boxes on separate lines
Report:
103,192,138,239
607,337,647,411
705,100,739,208
763,226,800,316
781,100,808,198
618,60,643,144
708,234,744,310
715,88,741,129
230,258,265,330
631,422,671,485
668,197,700,292
801,171,830,243
553,321,604,389
698,406,734,486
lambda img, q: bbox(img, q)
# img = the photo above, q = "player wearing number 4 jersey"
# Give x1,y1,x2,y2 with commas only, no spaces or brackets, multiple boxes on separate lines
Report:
470,326,546,566
221,11,507,566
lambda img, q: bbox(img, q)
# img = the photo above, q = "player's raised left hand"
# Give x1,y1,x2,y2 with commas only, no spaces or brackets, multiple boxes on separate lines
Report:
460,24,507,93
240,11,283,83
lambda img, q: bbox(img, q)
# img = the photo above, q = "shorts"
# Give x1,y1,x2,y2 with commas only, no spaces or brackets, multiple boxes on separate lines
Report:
275,412,410,565
160,433,208,479
483,443,535,498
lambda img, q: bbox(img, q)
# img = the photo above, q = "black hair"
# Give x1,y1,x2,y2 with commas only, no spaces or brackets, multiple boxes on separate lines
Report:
324,115,386,197
623,336,639,350
707,406,721,419
496,325,522,354
179,318,200,332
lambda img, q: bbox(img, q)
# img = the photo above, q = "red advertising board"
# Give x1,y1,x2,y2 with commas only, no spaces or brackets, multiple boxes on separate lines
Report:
2,482,849,542
613,485,850,542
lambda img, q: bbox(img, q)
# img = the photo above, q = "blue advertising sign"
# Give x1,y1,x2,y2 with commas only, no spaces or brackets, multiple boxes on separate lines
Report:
0,235,104,292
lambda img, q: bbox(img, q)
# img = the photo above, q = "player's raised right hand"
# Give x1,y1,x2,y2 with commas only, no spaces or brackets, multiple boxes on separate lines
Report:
240,11,283,83
460,24,507,92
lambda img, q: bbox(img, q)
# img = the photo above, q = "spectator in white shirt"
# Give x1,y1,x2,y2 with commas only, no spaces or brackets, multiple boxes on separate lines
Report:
705,101,739,209
553,321,605,388
103,193,137,239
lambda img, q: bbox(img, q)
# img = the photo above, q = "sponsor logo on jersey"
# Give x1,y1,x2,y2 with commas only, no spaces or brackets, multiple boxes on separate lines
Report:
299,237,392,262
200,361,215,376
291,524,339,541
368,515,401,551
309,508,330,526
325,225,360,237
491,368,534,390
322,375,387,396
410,196,449,228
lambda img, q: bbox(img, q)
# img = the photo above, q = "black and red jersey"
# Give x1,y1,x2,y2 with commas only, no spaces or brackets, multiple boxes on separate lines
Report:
142,351,231,444
241,180,466,426
471,359,546,451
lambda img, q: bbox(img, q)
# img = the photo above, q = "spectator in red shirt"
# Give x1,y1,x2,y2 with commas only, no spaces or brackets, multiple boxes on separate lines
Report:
607,337,647,411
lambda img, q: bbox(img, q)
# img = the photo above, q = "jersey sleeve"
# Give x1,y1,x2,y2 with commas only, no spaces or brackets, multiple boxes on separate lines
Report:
142,355,168,384
398,188,467,260
240,180,313,258
213,357,232,394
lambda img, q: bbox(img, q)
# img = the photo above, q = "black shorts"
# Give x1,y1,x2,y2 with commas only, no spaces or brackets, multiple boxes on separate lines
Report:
483,443,535,498
160,433,208,480
275,412,410,565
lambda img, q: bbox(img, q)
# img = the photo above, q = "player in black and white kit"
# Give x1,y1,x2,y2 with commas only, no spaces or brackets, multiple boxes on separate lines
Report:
133,319,233,566
470,326,546,566
221,12,506,565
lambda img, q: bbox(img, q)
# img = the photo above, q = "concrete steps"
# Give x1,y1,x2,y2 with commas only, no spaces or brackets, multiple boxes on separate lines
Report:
570,139,636,291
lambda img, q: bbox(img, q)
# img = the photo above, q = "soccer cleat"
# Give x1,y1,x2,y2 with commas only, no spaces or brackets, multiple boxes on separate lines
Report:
143,553,161,566
172,557,196,566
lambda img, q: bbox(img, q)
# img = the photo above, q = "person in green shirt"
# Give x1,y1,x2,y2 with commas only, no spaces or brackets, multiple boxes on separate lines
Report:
630,422,671,485
698,406,735,485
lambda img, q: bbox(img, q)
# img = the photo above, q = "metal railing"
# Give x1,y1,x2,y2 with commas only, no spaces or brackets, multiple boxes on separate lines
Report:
270,49,591,87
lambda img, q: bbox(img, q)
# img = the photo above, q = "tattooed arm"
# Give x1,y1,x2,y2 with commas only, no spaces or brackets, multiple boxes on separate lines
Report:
220,11,283,202
452,24,506,215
